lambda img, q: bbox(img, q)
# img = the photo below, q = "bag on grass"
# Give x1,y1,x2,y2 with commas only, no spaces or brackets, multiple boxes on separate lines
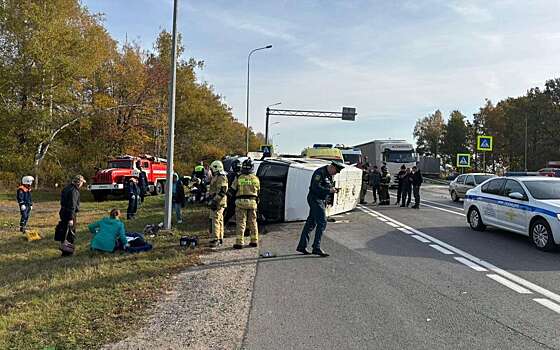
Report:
125,232,153,253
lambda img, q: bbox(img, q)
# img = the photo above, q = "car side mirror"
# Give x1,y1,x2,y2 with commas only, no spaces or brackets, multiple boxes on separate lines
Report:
508,192,524,200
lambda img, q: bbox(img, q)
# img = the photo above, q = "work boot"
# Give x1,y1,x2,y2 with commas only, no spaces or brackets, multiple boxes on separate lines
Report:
219,239,223,245
209,239,219,247
233,243,243,249
359,201,367,205
400,204,406,207
296,247,311,255
312,248,329,257
249,242,258,248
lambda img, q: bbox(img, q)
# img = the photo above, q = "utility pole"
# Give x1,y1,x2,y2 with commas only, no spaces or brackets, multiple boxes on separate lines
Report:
163,0,179,230
524,114,528,172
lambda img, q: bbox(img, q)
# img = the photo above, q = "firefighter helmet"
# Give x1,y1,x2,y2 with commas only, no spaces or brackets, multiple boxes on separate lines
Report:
21,176,34,185
210,160,224,174
231,159,242,173
241,158,254,174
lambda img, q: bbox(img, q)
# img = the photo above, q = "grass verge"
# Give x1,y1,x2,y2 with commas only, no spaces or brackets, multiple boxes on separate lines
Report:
0,193,210,350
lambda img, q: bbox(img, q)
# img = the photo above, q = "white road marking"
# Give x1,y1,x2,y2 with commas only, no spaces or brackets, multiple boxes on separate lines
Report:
357,205,560,305
377,218,387,222
411,235,431,243
429,244,454,255
486,274,533,294
533,299,560,314
422,199,464,212
386,221,400,228
421,202,466,217
397,227,413,234
454,257,488,272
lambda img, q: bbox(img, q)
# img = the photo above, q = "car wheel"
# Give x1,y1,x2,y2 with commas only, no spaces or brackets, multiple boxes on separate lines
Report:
451,191,459,202
468,207,486,231
530,218,556,251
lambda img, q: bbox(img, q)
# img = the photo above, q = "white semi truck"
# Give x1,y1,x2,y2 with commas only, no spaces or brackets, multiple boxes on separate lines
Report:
355,140,416,185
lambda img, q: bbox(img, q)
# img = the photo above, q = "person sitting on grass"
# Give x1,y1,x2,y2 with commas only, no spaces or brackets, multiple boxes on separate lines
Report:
88,209,129,252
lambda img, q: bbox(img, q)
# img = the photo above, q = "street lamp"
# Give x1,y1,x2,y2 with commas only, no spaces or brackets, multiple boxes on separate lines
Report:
163,0,179,230
245,45,272,154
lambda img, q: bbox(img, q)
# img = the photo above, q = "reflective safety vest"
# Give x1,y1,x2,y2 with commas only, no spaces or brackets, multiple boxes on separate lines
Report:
234,174,260,209
194,165,204,172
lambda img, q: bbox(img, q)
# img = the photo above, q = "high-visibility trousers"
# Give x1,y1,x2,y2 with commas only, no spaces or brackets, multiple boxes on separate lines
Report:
210,207,225,240
235,208,258,245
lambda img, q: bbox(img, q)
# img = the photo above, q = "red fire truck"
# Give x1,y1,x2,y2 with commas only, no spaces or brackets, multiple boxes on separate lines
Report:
89,155,168,201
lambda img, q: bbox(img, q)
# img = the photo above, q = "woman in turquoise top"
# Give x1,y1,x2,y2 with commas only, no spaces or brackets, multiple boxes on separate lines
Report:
88,209,129,252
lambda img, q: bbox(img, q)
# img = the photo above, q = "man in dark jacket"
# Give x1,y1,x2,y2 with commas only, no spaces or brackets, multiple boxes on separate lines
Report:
359,163,370,204
369,165,381,204
136,160,149,203
172,174,186,224
400,168,412,207
127,177,140,220
296,161,344,257
411,166,423,209
55,175,86,256
395,165,406,205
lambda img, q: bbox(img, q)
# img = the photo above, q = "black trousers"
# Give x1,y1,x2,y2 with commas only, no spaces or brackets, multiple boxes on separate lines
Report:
127,195,139,219
224,197,236,224
413,184,421,206
396,184,403,203
55,212,76,244
371,186,379,202
401,186,412,206
298,196,327,250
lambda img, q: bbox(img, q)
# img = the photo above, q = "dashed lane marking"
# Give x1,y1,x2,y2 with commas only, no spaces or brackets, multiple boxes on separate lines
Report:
397,227,413,235
429,244,454,255
487,274,532,294
411,235,431,243
533,299,560,314
421,202,466,217
454,257,488,272
357,204,560,307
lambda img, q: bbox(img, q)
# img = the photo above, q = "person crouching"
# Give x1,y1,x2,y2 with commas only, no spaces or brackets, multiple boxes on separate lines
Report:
16,176,34,233
232,159,260,249
88,209,129,252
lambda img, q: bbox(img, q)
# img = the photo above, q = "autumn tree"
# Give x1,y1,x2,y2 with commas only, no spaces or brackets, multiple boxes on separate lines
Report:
413,110,445,156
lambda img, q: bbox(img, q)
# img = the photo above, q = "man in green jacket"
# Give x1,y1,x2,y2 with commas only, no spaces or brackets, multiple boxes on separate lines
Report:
88,209,129,252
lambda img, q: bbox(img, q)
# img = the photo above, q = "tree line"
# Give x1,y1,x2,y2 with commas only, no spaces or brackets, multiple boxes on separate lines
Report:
414,78,560,172
0,0,264,188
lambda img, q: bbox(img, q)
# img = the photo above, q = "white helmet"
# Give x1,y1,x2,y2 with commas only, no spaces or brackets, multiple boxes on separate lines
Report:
22,176,34,185
210,160,224,174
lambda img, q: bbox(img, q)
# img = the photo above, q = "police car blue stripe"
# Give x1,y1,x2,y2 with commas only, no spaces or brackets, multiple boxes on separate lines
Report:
465,195,558,217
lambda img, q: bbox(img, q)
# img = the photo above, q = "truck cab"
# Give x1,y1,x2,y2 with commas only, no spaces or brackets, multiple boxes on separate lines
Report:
89,155,167,201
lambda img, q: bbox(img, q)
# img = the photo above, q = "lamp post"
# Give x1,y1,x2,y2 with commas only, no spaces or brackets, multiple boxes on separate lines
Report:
163,0,179,230
245,45,272,154
524,114,528,172
265,102,281,144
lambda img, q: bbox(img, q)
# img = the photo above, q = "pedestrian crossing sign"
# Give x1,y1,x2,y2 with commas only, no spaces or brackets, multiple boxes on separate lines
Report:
457,153,471,168
260,144,273,157
477,135,493,151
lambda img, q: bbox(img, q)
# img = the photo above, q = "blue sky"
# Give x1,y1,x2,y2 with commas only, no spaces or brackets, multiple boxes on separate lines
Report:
82,0,560,153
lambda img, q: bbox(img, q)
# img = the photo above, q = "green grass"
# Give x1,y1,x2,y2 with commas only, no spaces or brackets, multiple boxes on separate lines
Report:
0,193,211,350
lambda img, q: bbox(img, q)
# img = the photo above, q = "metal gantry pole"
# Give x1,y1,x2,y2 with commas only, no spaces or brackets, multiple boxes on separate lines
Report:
164,0,179,230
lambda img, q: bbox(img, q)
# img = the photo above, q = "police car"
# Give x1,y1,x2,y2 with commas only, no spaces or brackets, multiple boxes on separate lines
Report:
464,176,560,251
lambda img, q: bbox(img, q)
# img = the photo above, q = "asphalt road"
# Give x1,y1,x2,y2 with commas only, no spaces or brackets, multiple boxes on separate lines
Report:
242,185,560,350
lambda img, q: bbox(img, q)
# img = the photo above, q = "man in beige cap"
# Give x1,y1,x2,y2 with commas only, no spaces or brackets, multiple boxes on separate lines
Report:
55,175,86,256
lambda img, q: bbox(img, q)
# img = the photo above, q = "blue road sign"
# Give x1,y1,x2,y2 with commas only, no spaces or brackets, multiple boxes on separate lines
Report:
477,135,493,151
457,153,471,168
